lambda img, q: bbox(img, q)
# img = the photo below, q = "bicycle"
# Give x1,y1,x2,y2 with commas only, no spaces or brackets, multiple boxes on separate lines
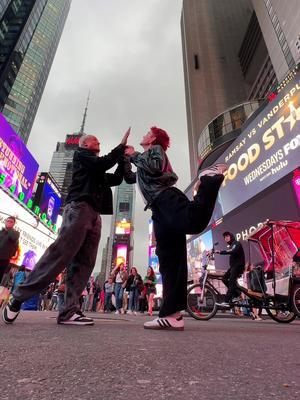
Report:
186,248,297,323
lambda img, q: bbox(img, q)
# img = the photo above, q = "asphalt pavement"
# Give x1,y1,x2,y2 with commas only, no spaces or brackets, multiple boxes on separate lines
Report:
0,311,299,400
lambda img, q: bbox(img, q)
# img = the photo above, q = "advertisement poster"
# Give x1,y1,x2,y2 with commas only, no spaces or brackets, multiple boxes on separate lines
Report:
0,113,39,202
0,189,56,270
34,173,61,225
216,72,300,216
187,230,213,282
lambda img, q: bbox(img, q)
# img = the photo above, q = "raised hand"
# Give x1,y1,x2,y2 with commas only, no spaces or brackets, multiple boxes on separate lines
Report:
125,145,135,156
121,127,131,145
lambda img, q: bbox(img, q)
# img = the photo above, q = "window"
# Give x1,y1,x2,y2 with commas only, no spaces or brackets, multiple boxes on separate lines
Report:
119,202,129,212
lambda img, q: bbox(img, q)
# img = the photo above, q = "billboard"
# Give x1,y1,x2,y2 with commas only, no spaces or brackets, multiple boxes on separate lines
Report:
115,244,127,266
0,113,39,202
187,230,214,281
34,173,61,225
0,189,56,270
65,134,82,149
216,72,300,216
115,219,131,235
211,172,300,270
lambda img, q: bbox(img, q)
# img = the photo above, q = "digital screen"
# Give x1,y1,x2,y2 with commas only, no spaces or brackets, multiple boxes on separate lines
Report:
34,173,61,225
292,169,300,206
116,244,127,266
115,219,131,235
65,134,81,148
187,230,213,281
0,188,56,270
0,113,39,202
215,71,300,216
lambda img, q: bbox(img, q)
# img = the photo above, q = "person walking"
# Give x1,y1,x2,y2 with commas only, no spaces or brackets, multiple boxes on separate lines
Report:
215,231,246,307
144,267,157,316
0,216,20,284
104,276,114,312
127,267,143,314
112,262,128,314
124,126,226,330
3,129,130,326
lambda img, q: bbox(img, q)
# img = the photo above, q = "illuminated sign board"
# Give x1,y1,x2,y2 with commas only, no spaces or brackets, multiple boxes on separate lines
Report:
115,244,127,266
0,113,39,201
0,189,56,270
187,230,213,281
216,72,300,216
115,219,131,235
34,173,61,225
65,134,82,148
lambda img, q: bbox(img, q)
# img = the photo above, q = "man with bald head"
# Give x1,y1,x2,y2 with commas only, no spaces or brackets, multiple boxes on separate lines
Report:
3,129,130,326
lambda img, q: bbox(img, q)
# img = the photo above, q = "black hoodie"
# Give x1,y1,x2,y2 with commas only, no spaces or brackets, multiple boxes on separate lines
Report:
220,236,245,270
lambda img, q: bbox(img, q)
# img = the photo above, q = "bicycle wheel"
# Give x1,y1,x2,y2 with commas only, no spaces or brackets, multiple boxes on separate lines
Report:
291,284,300,317
265,306,297,323
186,284,217,320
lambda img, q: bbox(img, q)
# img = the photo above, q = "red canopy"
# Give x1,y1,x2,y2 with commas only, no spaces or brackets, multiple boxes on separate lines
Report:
247,220,300,271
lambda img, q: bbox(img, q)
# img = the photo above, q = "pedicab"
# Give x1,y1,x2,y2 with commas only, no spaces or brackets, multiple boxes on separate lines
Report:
246,219,300,322
186,220,300,322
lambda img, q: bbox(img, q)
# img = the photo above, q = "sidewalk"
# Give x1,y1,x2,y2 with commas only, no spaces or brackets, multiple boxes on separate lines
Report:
1,311,299,400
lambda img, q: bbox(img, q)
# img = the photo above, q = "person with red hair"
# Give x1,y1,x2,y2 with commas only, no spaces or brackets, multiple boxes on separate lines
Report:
124,127,227,331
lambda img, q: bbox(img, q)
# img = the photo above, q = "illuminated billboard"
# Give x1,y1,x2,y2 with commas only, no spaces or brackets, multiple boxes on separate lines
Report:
34,173,61,225
0,189,56,270
216,72,300,216
187,230,214,281
115,244,127,266
0,113,39,202
65,134,82,148
115,219,131,235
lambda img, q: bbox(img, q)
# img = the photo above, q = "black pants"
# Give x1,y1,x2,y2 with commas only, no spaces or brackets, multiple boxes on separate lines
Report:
13,202,101,321
222,266,244,302
0,259,10,285
152,175,224,317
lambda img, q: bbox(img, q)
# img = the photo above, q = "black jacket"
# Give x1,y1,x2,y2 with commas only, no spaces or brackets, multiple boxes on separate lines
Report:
65,144,125,214
0,228,20,259
123,145,178,207
220,239,245,270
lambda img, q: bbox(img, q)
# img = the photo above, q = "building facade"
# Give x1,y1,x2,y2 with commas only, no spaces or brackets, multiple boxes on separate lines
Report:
105,181,136,275
251,0,300,82
0,0,71,143
48,133,82,206
181,0,253,178
182,0,300,178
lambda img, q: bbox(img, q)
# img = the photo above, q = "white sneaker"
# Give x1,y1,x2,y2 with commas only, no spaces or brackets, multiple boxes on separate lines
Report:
216,301,230,308
115,310,120,314
144,314,184,331
127,310,133,315
198,163,228,178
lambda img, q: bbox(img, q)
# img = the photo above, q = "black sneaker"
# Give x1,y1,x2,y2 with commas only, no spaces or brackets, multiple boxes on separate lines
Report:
58,312,94,325
2,298,22,324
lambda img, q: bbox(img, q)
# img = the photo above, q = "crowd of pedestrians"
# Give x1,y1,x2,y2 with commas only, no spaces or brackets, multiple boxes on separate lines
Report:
0,261,158,316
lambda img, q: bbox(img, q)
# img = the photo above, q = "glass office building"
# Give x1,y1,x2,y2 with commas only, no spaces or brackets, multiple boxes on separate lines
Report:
0,0,71,143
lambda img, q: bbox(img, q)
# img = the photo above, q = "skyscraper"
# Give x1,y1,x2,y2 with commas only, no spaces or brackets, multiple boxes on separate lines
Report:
0,0,71,143
182,0,300,178
251,0,300,81
181,0,253,177
105,181,136,275
48,96,89,206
